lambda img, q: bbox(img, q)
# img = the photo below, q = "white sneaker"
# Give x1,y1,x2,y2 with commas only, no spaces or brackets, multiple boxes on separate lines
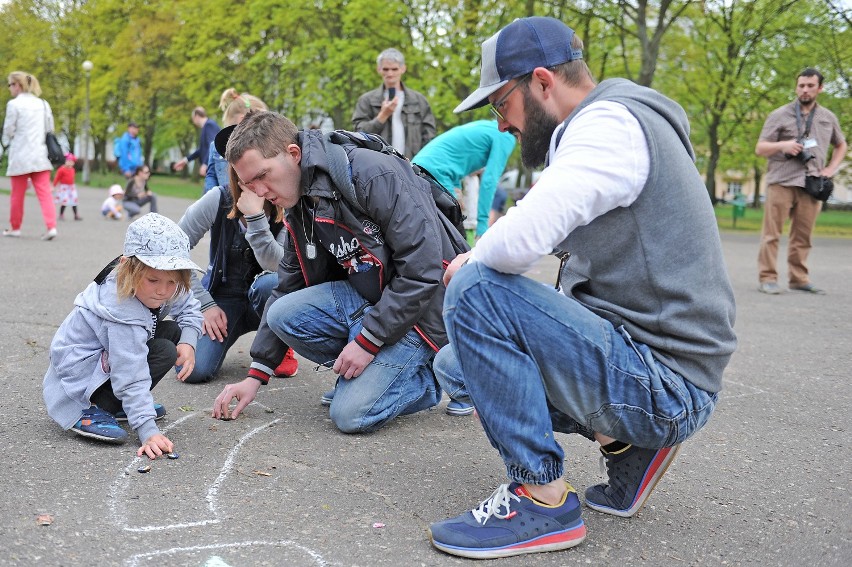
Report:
2,229,21,237
41,228,57,241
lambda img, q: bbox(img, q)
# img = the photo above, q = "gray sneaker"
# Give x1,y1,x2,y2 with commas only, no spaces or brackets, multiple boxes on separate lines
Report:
789,283,825,294
758,282,781,295
585,444,681,518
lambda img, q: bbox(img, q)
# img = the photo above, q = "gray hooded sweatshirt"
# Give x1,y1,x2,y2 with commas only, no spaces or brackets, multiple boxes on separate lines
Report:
43,271,202,442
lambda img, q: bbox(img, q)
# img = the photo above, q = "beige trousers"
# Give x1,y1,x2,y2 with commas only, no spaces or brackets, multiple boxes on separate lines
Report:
757,183,822,286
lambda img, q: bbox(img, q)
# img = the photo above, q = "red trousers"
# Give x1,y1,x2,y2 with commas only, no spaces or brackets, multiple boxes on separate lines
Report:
7,170,56,231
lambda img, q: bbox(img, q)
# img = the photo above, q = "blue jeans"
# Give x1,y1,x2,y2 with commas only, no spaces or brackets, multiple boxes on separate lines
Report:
436,263,717,485
185,272,277,384
266,280,441,433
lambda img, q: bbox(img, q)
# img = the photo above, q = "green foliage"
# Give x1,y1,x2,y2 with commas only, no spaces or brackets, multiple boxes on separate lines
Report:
1,0,847,189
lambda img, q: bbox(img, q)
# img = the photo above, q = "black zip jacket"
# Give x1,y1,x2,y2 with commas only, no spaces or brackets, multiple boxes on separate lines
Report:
247,129,468,382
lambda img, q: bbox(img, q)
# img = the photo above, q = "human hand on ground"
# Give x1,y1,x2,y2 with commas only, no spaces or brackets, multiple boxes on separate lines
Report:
137,433,174,459
212,378,261,420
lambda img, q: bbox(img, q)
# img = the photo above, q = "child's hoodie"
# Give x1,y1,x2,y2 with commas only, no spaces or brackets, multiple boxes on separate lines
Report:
43,270,202,442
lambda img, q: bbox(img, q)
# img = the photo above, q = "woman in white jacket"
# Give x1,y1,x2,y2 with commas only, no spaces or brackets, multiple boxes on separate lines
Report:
2,71,58,240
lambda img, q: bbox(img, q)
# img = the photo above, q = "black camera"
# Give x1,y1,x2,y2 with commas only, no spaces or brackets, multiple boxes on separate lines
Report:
785,138,814,162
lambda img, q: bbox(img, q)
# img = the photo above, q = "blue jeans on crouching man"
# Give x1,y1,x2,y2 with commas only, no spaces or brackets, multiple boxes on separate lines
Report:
433,262,717,485
186,272,277,384
266,280,442,433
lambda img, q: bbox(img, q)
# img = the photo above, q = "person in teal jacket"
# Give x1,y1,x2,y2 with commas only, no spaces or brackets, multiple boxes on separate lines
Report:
412,119,515,237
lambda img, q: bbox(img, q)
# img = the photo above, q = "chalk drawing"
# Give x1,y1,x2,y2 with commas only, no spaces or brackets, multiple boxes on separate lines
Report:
109,393,287,532
125,540,330,567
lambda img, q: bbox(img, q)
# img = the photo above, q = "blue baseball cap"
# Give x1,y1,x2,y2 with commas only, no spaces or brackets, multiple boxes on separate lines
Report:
455,17,583,113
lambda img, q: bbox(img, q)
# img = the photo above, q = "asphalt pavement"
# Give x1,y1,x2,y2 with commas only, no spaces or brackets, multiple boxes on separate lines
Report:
0,179,849,566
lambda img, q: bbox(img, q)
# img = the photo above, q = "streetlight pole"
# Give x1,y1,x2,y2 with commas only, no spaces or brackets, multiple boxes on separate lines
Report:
82,60,93,185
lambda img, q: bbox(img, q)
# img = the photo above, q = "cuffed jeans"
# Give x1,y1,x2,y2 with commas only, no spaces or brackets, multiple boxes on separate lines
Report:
435,263,717,485
266,280,441,433
185,272,277,384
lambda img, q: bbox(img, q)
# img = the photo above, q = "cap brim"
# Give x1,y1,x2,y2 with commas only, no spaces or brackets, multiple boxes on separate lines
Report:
214,124,237,158
454,80,509,113
136,255,204,274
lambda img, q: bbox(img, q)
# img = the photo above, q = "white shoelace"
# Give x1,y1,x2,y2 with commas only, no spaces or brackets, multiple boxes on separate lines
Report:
470,484,521,525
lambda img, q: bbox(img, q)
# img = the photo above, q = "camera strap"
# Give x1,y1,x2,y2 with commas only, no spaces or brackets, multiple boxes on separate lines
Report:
794,100,815,138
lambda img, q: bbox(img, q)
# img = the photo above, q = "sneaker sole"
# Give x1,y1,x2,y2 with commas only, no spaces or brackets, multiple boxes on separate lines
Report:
71,426,128,444
586,444,682,518
320,396,333,407
446,405,475,416
429,521,586,559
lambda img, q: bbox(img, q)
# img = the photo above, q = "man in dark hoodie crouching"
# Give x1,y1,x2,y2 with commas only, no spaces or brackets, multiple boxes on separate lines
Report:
211,111,470,432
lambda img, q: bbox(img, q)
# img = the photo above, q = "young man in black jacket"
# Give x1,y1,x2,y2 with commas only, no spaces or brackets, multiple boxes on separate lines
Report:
211,111,470,432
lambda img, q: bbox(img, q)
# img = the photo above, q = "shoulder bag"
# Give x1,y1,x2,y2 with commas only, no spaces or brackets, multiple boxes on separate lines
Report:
42,100,65,168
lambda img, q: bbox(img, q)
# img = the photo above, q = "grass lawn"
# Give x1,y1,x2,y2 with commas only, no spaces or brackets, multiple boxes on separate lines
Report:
85,171,203,200
714,203,852,237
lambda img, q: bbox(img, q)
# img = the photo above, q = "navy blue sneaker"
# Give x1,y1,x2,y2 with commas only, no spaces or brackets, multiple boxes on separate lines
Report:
70,406,128,444
114,403,166,422
320,389,335,407
585,443,681,518
429,482,586,559
446,399,474,416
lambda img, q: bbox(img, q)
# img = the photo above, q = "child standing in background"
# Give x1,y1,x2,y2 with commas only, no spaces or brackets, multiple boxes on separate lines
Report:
43,213,204,459
101,184,125,219
53,152,81,221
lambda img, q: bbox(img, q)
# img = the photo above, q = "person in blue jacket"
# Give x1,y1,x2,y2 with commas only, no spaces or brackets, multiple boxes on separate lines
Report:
115,122,143,178
412,120,516,237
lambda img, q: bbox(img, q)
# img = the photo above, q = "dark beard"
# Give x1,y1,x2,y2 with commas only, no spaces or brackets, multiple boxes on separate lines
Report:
519,89,562,168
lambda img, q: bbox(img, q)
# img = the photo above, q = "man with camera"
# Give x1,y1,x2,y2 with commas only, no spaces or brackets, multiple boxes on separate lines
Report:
756,68,846,295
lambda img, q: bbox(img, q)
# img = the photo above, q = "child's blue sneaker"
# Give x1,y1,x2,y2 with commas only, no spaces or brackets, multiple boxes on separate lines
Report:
320,389,335,407
114,403,166,422
70,406,128,444
446,399,474,416
429,482,586,559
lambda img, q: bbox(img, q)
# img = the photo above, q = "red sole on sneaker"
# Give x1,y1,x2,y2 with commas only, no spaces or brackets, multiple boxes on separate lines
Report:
430,522,586,559
587,444,682,518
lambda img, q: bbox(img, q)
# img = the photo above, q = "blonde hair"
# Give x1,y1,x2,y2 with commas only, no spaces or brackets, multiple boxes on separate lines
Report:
114,256,191,300
7,71,42,96
219,88,268,127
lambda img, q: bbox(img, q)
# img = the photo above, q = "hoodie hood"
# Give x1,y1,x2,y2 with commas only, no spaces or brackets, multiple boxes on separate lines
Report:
297,129,339,201
75,272,154,326
574,78,695,161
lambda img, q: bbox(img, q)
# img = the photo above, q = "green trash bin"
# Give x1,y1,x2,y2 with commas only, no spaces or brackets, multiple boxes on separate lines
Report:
732,194,746,227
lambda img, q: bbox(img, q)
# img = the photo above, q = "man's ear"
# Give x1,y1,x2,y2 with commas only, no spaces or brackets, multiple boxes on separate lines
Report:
530,67,557,98
287,143,302,164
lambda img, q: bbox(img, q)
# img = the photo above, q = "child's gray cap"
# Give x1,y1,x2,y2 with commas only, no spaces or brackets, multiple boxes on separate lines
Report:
123,213,203,273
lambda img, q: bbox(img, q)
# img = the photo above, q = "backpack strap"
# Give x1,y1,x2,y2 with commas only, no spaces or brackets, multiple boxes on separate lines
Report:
94,256,122,284
322,131,366,216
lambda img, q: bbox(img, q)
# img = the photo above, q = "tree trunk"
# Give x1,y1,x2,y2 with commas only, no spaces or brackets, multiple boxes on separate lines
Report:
752,164,763,208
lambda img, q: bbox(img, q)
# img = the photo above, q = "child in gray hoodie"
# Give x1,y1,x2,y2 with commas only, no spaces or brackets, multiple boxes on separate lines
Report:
43,213,204,459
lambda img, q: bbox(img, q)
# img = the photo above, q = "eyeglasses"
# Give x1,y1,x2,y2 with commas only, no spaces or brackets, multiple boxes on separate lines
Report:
489,76,529,122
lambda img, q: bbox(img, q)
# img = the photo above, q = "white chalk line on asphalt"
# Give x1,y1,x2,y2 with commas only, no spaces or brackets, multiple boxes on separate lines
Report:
720,379,766,399
109,387,330,565
124,540,329,567
108,389,290,532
